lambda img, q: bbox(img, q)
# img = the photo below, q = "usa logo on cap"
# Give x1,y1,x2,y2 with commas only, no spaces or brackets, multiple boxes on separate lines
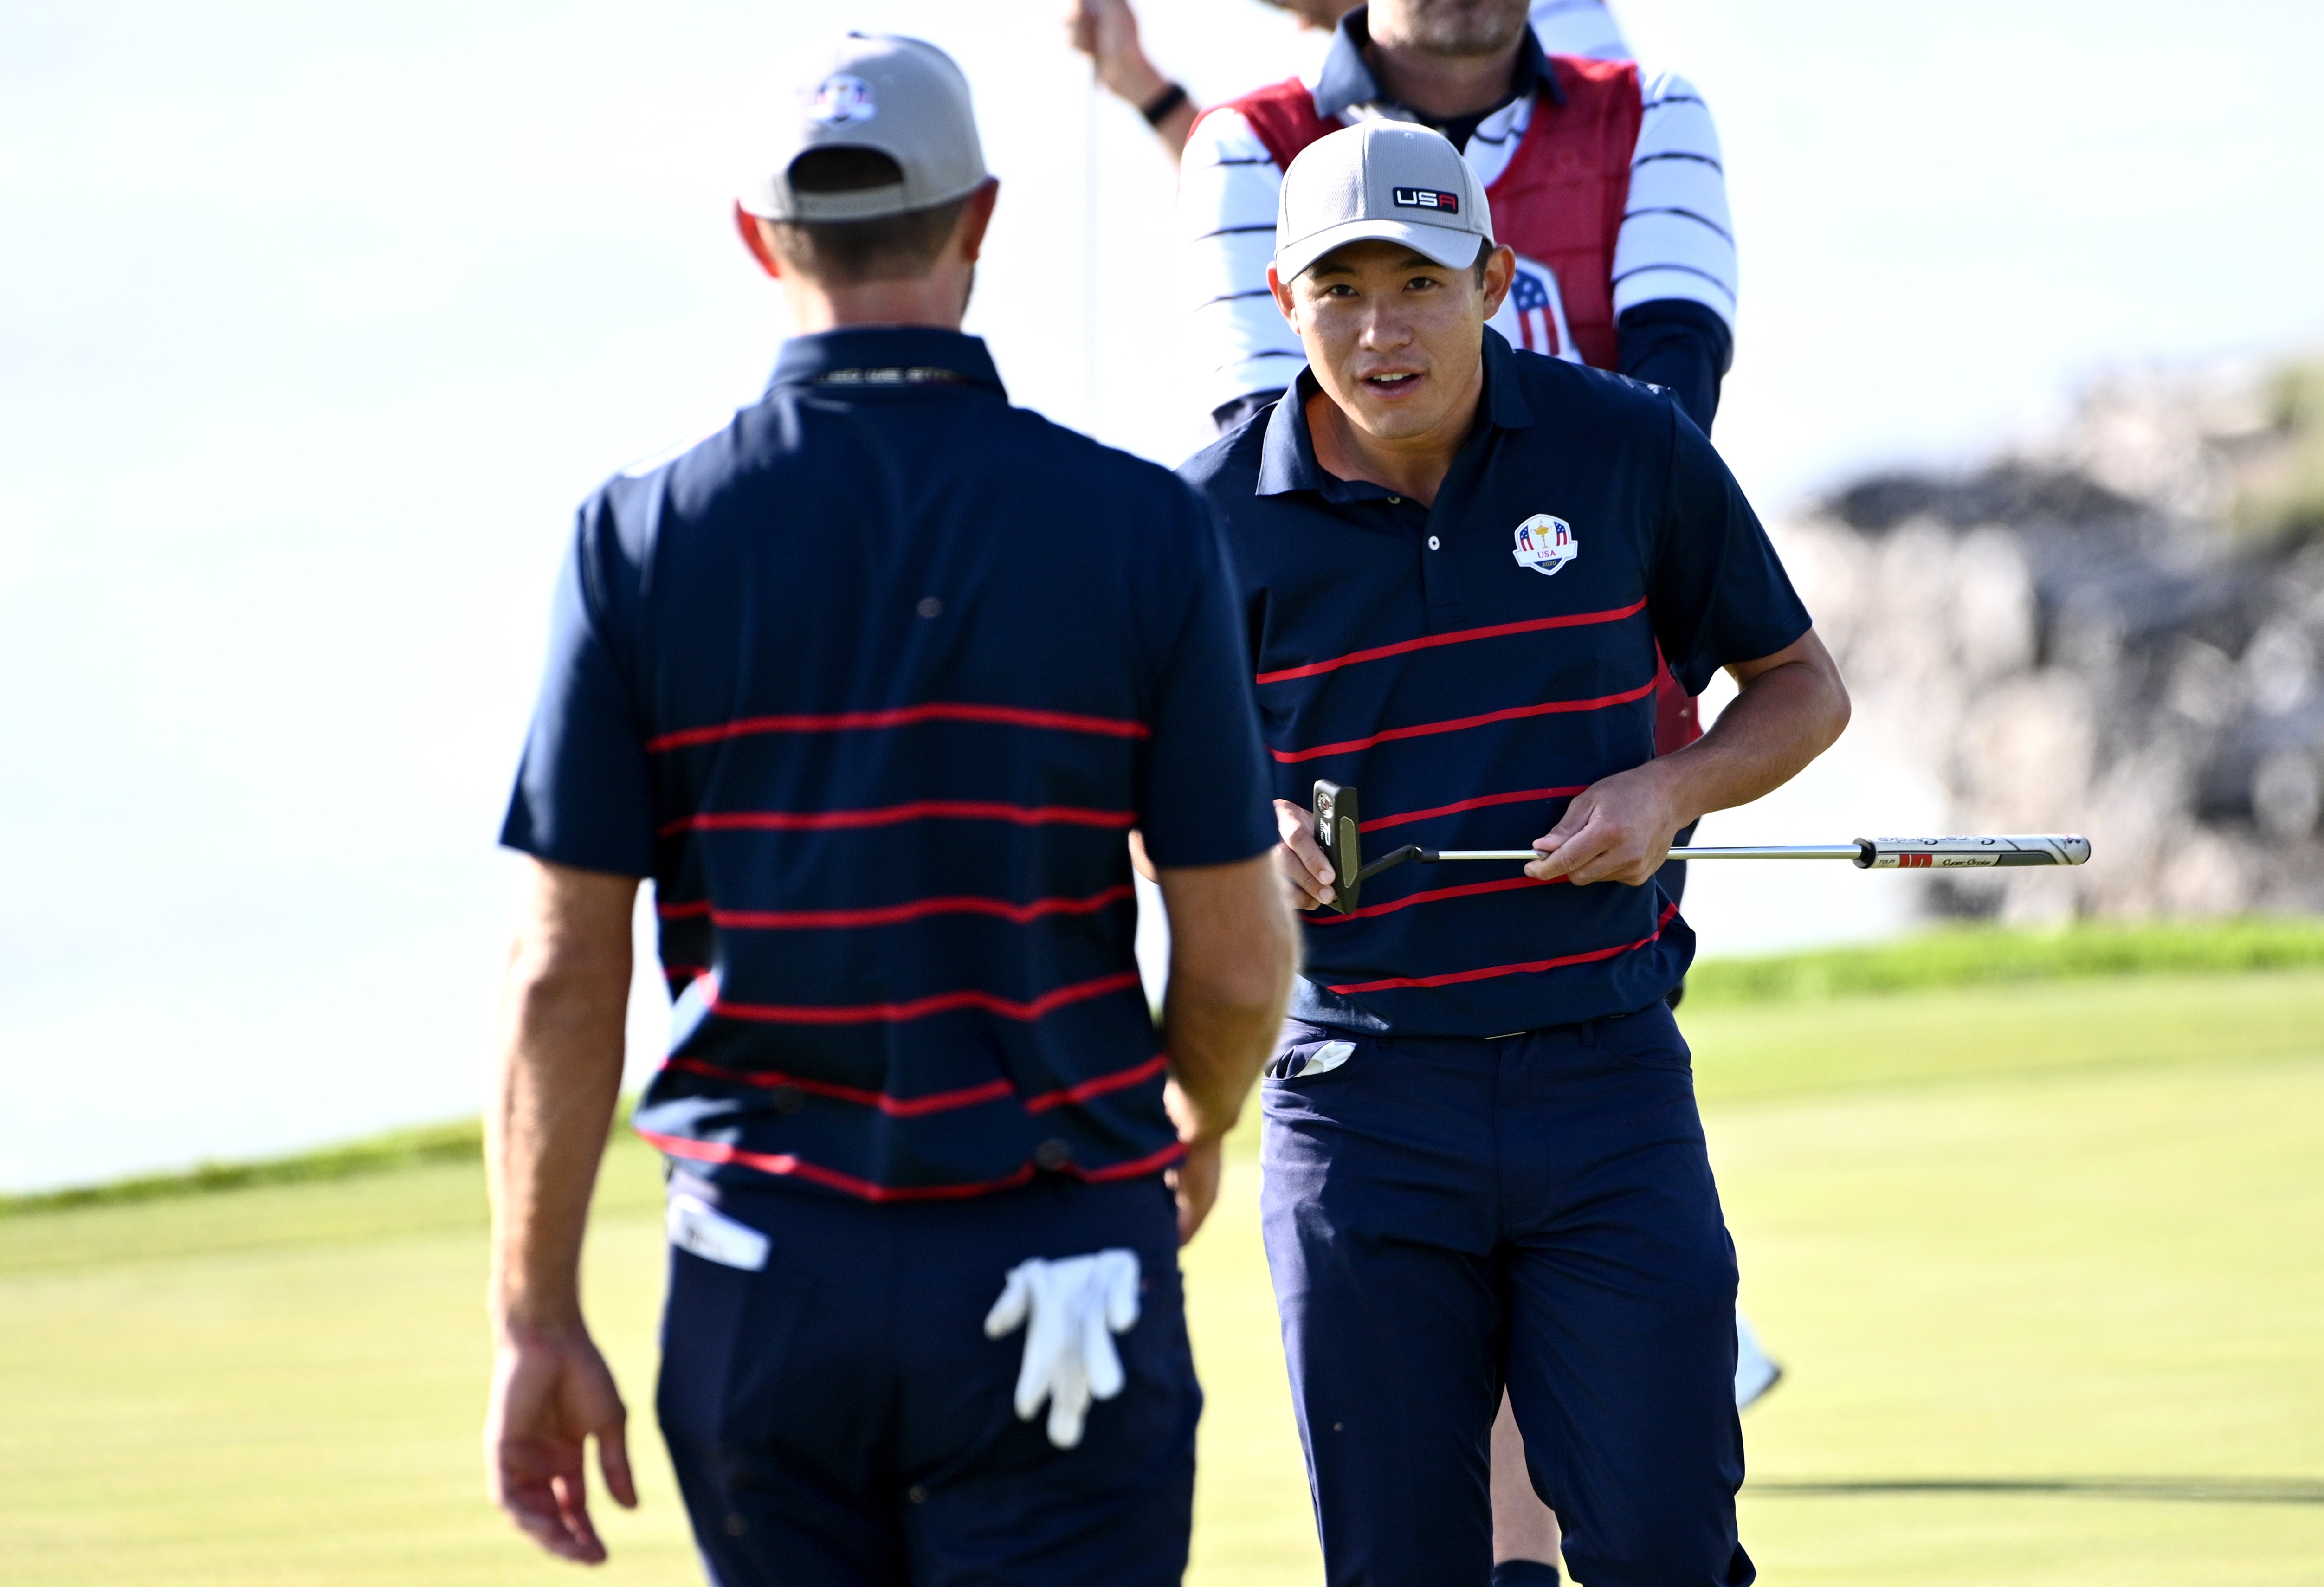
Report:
1392,187,1459,213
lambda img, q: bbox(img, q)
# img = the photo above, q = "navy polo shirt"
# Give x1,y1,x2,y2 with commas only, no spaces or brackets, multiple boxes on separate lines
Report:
1179,329,1810,1037
502,327,1277,1201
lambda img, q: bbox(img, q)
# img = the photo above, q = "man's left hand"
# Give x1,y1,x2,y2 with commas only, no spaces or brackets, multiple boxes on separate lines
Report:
1525,763,1687,887
1163,1078,1226,1244
1167,1135,1223,1245
485,1322,638,1564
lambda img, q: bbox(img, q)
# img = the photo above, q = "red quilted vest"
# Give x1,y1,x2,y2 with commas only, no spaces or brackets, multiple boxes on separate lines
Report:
1207,55,1641,368
1201,58,1703,754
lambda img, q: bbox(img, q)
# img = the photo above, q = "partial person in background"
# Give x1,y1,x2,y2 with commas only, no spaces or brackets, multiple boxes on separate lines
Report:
1067,0,1359,160
1176,0,1731,439
483,32,1296,1585
1068,0,1636,164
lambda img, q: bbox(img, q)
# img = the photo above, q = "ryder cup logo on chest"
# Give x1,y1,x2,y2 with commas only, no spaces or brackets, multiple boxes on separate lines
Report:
807,73,877,125
1512,514,1578,577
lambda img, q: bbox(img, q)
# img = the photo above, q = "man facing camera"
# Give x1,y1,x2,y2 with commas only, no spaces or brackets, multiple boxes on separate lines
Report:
1179,121,1847,1587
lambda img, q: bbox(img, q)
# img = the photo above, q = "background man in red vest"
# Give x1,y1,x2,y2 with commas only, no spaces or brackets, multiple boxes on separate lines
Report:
1175,0,1733,441
1068,1,1638,168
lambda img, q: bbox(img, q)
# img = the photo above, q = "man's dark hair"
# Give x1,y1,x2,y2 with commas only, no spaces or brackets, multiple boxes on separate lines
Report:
763,147,970,284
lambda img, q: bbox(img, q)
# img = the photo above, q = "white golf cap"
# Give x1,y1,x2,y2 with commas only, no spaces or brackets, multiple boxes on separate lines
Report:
1274,120,1494,283
739,32,988,223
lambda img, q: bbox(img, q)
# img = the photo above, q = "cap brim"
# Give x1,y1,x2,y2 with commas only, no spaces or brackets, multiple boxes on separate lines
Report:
1276,218,1485,284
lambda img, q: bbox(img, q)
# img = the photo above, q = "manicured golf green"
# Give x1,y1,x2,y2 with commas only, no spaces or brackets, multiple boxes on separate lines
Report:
4,965,2320,1584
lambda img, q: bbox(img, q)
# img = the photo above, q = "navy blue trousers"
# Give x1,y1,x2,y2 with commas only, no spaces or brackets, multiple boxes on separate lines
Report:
1260,1003,1752,1587
656,1171,1199,1587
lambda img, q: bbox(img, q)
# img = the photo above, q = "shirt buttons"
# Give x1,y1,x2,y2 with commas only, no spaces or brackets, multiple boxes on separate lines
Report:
1387,495,1401,504
1427,536,1440,550
1034,1139,1073,1171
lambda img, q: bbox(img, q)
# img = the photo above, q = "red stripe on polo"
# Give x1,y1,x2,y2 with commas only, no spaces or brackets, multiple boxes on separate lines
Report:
1326,903,1680,993
647,702,1151,753
641,1129,1039,1201
1360,785,1586,832
1254,599,1648,685
1310,874,1562,923
658,1049,1166,1118
1075,1139,1189,1181
710,884,1136,931
1272,677,1659,764
663,802,1135,838
663,1058,1016,1117
710,969,1143,1026
1025,1053,1170,1112
636,1129,1185,1200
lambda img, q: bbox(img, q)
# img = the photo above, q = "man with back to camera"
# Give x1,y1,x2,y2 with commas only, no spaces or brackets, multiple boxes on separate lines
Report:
483,32,1296,1586
1179,122,1849,1587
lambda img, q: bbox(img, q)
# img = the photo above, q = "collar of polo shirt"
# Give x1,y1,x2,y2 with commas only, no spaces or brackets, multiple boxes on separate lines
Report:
1255,329,1535,501
768,326,1007,394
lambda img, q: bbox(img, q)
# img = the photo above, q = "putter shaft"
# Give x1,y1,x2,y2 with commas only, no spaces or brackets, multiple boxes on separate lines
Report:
1417,836,2091,869
1311,781,2088,916
1426,845,1866,862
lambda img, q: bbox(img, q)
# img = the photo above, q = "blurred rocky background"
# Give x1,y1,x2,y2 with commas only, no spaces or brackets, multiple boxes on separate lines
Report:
1773,355,2324,922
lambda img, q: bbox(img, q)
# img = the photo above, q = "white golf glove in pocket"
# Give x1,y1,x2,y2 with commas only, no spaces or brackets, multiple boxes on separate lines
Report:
981,1249,1142,1449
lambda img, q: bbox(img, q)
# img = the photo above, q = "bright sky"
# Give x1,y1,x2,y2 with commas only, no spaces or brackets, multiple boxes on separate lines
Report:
3,0,2319,1189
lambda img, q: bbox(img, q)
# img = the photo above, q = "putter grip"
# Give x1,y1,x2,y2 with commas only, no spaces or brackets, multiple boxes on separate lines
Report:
1855,835,2092,869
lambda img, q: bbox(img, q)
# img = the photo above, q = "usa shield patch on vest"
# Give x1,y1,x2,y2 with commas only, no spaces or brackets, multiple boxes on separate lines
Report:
1512,514,1578,576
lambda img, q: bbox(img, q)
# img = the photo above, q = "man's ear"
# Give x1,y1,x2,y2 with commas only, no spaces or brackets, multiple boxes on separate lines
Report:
1478,244,1516,320
1267,262,1297,324
735,203,783,280
954,178,1002,264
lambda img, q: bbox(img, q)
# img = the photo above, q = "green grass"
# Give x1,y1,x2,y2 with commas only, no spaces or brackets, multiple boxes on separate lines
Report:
1685,915,2324,1006
19,918,2317,1217
0,1118,487,1216
5,952,2324,1583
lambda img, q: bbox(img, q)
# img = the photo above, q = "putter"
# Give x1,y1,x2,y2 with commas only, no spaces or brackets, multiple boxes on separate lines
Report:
1310,781,2090,915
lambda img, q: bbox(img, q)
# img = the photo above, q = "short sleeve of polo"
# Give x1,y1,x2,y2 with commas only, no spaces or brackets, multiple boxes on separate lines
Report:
1648,406,1814,695
1133,490,1279,870
498,499,656,877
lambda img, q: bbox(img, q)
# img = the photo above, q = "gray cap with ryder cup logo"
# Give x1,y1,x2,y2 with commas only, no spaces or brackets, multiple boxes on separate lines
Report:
1274,120,1495,284
739,32,988,223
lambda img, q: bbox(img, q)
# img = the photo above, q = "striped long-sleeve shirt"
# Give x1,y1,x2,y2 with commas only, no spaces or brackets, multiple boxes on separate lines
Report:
1177,8,1735,426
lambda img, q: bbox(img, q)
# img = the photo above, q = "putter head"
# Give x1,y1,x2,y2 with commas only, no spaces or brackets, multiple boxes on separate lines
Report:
1312,781,1362,914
